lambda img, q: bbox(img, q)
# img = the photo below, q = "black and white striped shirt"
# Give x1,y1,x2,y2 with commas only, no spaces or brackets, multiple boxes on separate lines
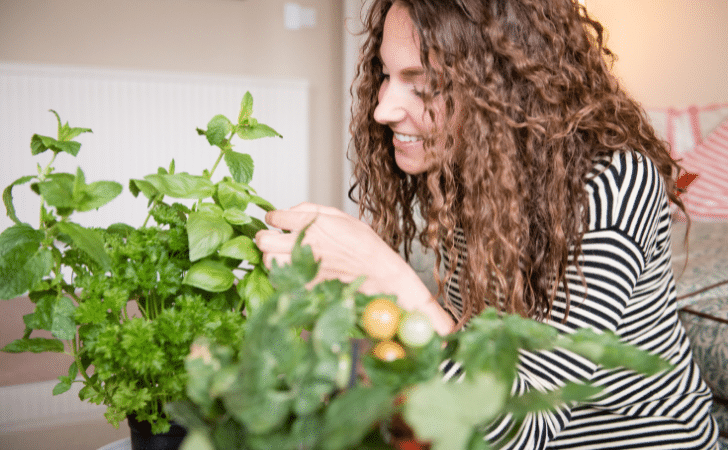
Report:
441,152,719,449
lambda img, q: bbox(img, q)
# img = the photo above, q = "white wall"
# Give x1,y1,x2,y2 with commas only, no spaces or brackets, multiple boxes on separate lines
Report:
0,0,345,208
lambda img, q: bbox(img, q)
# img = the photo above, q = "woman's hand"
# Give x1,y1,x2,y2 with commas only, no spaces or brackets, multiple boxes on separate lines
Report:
255,202,454,335
255,202,400,294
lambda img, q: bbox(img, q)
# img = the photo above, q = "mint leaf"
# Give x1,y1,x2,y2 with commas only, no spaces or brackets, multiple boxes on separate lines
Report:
36,173,75,209
236,123,282,140
58,124,92,142
0,224,53,299
186,211,234,261
53,377,74,395
2,337,65,353
55,221,112,271
312,302,355,356
404,372,508,450
72,167,123,212
30,134,82,157
204,115,234,147
30,134,59,156
3,175,36,225
223,151,254,184
320,386,394,450
24,293,55,330
238,92,254,123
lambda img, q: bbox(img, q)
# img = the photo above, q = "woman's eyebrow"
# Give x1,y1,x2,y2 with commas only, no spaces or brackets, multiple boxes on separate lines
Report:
399,67,426,79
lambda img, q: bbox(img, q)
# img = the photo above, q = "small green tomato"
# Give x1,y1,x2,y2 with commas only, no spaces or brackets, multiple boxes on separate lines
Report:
397,311,435,348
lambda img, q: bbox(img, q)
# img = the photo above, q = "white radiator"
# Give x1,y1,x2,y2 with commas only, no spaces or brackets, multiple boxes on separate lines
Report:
0,62,309,231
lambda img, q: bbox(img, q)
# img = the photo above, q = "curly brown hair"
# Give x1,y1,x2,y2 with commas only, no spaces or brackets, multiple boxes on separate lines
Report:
348,0,686,325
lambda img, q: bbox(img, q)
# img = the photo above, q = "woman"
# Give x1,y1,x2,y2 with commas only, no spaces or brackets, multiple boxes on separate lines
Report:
256,0,718,448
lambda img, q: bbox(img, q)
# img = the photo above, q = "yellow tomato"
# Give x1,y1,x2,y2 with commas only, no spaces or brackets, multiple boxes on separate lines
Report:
362,298,401,340
372,340,406,361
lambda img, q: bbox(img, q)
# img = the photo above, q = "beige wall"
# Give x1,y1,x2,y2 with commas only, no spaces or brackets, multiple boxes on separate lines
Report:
587,0,728,108
0,0,345,208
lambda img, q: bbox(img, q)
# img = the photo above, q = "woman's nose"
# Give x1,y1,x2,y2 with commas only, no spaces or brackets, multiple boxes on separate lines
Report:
373,82,406,125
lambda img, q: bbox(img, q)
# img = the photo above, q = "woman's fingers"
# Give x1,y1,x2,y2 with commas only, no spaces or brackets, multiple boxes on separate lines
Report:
289,202,352,218
264,209,318,231
265,203,353,231
254,229,296,253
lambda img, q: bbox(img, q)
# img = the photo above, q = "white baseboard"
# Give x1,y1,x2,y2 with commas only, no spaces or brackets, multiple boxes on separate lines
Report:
0,379,107,433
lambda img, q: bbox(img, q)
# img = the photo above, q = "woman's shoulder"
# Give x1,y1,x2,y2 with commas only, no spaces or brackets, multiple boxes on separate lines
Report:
587,150,660,184
585,150,667,232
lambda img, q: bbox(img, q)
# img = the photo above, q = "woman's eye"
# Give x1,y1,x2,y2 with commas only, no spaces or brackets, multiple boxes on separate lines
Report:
378,72,390,82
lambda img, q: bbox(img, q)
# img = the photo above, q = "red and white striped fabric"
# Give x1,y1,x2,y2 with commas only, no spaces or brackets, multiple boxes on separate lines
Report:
678,117,728,221
645,103,728,158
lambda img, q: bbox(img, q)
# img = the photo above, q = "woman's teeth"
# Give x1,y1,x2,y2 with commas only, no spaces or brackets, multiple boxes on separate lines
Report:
394,132,422,143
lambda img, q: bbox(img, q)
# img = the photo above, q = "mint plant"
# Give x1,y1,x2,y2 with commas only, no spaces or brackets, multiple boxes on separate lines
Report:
0,93,281,433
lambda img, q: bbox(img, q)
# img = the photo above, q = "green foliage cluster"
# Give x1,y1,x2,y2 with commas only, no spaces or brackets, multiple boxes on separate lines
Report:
169,235,672,450
168,233,443,450
0,93,281,433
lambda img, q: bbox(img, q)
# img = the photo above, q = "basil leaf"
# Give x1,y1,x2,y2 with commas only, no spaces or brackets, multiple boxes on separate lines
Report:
217,181,250,210
222,208,252,226
128,178,159,199
250,194,275,212
186,211,234,261
183,260,235,293
218,236,260,263
144,173,215,199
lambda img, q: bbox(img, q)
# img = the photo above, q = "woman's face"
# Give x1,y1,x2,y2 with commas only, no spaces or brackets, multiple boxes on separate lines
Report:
373,2,446,175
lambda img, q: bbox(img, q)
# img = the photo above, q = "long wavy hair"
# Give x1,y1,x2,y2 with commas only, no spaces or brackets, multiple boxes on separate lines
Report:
348,0,687,325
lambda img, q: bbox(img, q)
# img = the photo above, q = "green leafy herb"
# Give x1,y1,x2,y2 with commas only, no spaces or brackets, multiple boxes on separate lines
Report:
1,94,281,433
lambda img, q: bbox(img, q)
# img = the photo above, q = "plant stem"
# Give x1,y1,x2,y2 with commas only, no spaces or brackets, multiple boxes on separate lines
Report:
208,149,225,180
71,336,92,384
37,152,59,227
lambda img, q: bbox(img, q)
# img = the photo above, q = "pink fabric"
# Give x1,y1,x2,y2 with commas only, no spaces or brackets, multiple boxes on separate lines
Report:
646,103,728,158
678,118,728,221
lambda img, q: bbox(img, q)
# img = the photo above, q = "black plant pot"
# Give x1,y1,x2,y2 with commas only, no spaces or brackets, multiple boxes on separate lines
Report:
127,414,187,450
